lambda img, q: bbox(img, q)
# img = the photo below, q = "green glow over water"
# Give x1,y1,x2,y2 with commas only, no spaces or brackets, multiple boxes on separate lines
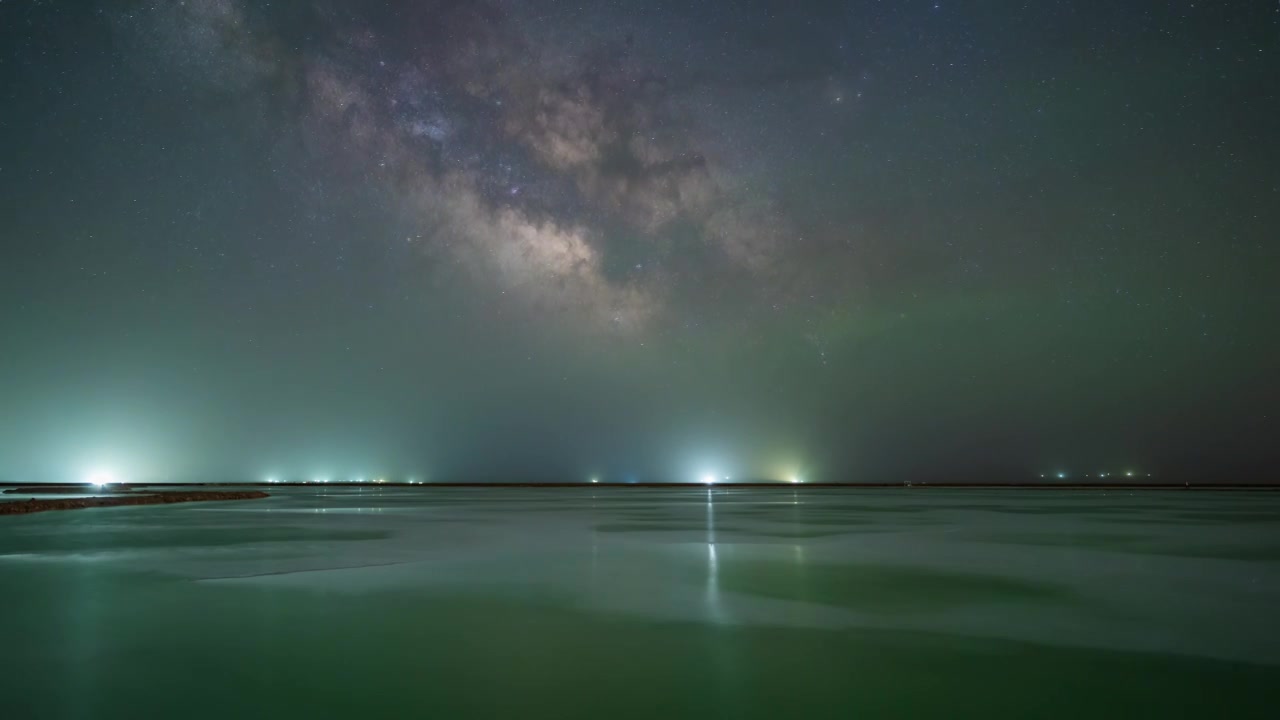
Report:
1,487,1277,718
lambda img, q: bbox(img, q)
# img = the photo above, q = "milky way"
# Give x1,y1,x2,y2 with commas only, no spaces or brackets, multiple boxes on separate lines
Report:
116,0,808,334
1,0,1275,482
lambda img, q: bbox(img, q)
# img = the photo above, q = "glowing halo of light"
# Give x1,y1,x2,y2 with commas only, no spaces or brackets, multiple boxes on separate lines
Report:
85,468,117,487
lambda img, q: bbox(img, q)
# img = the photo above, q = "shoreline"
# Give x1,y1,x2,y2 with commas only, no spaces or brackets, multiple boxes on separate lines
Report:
2,482,1278,491
0,491,270,516
3,485,137,495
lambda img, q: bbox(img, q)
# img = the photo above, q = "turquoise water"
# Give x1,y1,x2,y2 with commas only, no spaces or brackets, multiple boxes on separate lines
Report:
1,487,1277,718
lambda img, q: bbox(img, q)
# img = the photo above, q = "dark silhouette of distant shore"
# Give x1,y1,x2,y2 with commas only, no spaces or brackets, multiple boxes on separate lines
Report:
4,482,1276,491
0,490,269,515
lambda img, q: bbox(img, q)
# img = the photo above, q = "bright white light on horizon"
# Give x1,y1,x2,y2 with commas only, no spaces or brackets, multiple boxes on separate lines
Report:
1056,472,1067,479
590,477,599,484
789,475,801,484
701,473,716,485
86,468,117,487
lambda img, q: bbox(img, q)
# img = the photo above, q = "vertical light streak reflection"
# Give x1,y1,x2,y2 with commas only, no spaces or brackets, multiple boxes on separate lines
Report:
590,489,599,596
705,487,727,623
790,489,808,607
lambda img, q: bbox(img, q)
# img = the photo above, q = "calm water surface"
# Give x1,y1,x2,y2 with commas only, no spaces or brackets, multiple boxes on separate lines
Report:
1,487,1277,718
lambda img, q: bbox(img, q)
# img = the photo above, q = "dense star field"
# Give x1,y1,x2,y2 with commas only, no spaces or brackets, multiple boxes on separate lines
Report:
0,1,1275,483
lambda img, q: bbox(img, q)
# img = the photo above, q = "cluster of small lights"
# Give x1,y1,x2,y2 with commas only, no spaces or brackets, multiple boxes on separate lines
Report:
262,475,427,485
86,466,812,488
1040,470,1150,479
580,472,804,484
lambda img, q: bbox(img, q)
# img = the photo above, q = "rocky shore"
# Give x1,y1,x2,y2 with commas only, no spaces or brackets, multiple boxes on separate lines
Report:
3,485,135,494
0,491,269,516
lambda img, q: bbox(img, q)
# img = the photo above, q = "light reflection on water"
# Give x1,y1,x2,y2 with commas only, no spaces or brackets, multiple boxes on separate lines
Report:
3,487,1280,662
3,486,1280,717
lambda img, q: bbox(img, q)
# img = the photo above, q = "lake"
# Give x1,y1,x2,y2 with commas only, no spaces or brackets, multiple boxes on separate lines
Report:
1,486,1277,718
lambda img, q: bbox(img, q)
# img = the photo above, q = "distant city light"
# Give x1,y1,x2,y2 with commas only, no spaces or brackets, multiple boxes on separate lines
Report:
701,473,716,485
789,475,801,484
590,477,599,484
265,476,278,484
85,468,116,487
1125,471,1134,477
1056,472,1067,479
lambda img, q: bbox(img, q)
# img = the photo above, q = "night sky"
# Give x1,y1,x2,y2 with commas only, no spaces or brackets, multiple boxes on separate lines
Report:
0,1,1275,484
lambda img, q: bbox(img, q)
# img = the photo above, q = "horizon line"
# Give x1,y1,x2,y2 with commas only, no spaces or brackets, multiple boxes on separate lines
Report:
4,481,1279,490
